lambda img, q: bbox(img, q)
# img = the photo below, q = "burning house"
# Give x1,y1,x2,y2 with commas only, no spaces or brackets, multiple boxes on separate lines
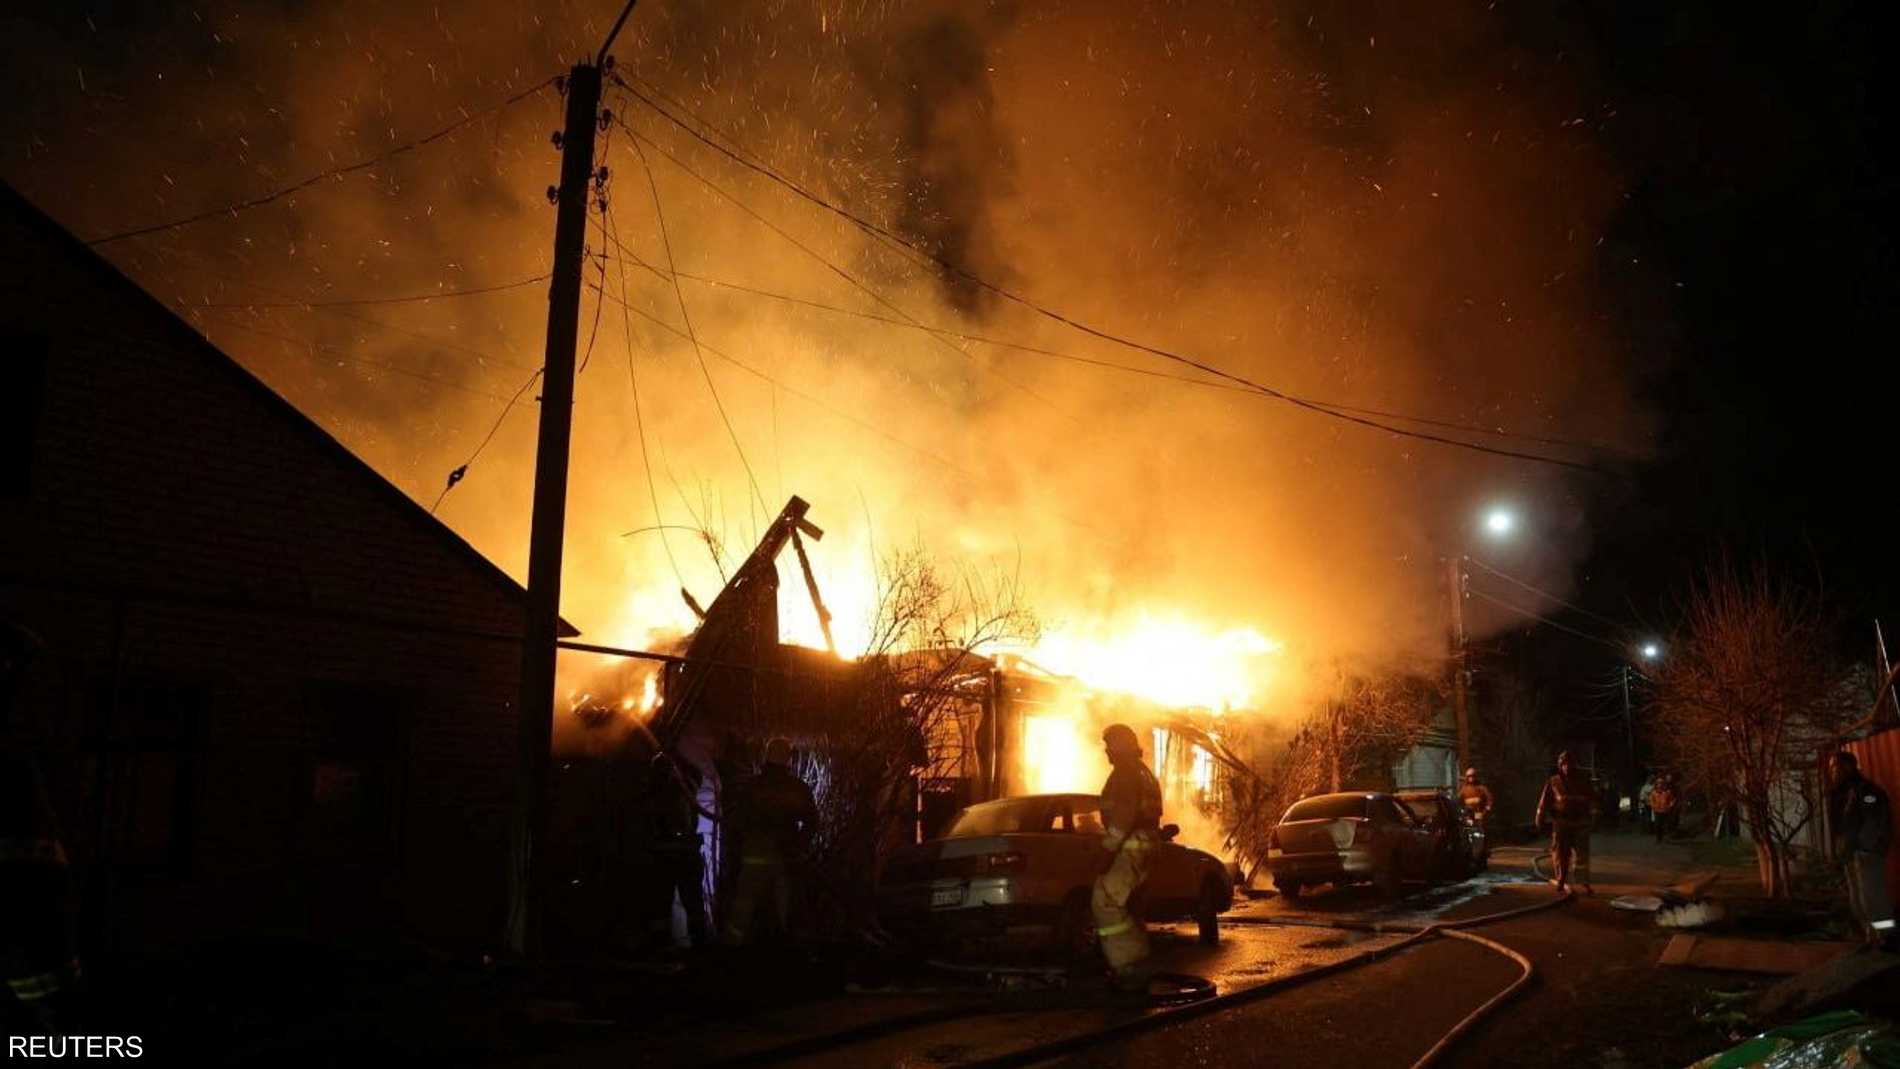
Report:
546,495,1254,945
0,183,574,957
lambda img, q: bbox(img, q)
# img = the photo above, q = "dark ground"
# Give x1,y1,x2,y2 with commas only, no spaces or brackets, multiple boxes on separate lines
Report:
68,832,1886,1067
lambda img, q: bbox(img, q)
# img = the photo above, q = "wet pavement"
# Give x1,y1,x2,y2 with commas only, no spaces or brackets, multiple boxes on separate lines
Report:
514,836,1760,1068
541,870,1556,1068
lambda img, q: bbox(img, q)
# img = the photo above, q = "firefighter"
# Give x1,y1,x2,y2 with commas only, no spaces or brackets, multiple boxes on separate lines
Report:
721,737,818,947
2,623,80,1032
645,752,711,950
1093,723,1163,994
1649,773,1680,843
1829,751,1894,948
1458,767,1495,825
1534,750,1597,895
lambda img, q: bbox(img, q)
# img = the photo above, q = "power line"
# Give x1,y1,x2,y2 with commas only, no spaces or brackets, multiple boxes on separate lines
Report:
1466,587,1629,653
432,366,546,514
1465,554,1628,631
89,75,560,246
614,73,1621,476
586,280,977,482
584,221,1623,455
192,272,550,309
154,245,546,374
603,190,687,591
577,206,611,375
609,114,1080,425
583,276,1125,546
189,307,525,402
627,135,770,520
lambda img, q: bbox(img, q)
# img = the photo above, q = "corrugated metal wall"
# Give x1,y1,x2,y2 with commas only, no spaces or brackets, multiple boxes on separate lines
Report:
1844,725,1900,905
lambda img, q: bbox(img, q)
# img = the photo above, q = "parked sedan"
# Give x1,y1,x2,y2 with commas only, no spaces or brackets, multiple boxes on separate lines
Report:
1266,791,1437,899
876,793,1234,954
1395,788,1488,878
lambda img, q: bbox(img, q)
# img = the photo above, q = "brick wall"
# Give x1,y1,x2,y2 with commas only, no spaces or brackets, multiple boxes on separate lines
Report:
1,191,540,956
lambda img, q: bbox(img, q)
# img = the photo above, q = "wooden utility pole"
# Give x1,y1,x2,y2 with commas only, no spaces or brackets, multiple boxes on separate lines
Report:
509,60,602,957
1448,556,1471,774
1621,663,1636,795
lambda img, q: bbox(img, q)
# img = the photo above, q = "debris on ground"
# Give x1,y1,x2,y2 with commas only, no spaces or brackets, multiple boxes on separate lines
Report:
1612,894,1666,912
1659,935,1859,974
1694,989,1758,1031
1752,947,1900,1019
1659,901,1729,928
1685,1010,1900,1069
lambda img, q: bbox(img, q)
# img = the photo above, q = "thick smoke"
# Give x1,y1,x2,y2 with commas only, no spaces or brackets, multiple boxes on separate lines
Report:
2,0,1653,716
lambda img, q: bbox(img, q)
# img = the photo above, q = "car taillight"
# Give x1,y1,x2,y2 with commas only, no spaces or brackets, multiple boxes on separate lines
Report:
1350,820,1370,847
984,851,1026,874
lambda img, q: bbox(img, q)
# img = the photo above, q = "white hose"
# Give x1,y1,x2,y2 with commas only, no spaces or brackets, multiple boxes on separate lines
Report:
1407,927,1536,1069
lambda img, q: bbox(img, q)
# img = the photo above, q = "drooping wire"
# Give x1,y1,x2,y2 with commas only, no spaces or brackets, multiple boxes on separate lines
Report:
431,365,547,515
188,307,526,402
158,246,546,375
89,75,560,246
583,222,1628,456
1465,554,1628,631
1466,587,1629,653
603,191,688,592
627,135,771,522
577,120,616,377
615,117,1081,424
192,272,551,309
613,74,1621,475
585,279,1125,545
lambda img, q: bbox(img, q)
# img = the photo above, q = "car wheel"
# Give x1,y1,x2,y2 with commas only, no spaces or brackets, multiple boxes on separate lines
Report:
1196,878,1224,946
1057,889,1098,964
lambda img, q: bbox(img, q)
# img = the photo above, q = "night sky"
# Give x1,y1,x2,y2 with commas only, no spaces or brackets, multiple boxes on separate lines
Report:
1553,1,1894,643
3,0,1893,709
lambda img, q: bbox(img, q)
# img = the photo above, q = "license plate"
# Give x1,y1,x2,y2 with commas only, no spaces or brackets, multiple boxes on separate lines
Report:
931,886,964,908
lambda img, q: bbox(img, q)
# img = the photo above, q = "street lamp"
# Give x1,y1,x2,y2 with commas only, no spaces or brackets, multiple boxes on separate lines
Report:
1484,507,1516,538
1640,641,1662,661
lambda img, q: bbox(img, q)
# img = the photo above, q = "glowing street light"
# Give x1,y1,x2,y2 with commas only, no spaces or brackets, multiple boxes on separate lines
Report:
1483,507,1516,538
1640,641,1662,661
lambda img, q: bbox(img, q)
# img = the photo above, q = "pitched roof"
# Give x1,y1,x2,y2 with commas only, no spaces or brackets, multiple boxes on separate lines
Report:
3,182,577,638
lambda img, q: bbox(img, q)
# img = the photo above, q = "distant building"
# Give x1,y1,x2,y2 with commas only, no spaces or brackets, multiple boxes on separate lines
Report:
0,184,571,958
1391,705,1460,790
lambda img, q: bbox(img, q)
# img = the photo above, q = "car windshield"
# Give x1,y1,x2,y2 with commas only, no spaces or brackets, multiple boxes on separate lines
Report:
1399,798,1439,821
945,798,1064,837
1282,795,1370,822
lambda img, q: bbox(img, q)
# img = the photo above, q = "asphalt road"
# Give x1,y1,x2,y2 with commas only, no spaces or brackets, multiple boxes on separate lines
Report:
574,868,1560,1068
523,834,1754,1069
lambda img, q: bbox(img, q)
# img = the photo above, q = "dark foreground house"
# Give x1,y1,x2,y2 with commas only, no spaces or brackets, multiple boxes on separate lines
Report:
0,184,569,959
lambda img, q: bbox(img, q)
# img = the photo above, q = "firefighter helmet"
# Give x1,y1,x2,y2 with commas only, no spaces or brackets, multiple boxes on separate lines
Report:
1101,723,1142,760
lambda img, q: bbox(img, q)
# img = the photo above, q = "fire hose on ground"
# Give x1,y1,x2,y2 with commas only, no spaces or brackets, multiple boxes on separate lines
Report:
709,886,1565,1068
951,887,1569,1069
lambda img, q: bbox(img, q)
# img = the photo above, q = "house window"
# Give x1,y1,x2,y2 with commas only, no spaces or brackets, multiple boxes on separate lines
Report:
301,682,408,868
4,332,48,496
